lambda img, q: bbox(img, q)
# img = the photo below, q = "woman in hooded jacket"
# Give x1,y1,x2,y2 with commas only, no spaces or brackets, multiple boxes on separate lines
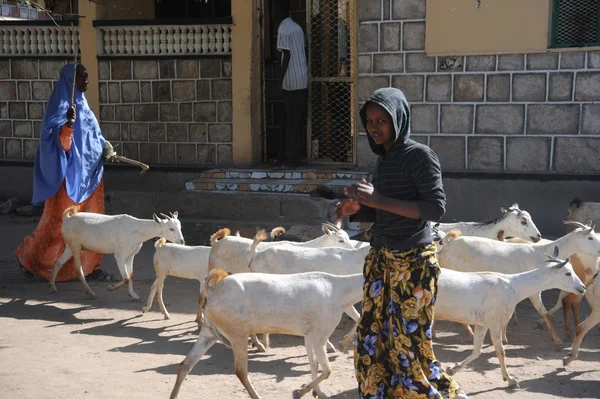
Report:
15,63,117,282
336,88,468,398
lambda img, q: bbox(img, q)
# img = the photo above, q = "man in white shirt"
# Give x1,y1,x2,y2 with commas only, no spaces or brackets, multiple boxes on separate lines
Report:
275,0,308,166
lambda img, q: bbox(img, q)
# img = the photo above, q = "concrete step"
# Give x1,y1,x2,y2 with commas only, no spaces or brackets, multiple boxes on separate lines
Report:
104,189,339,235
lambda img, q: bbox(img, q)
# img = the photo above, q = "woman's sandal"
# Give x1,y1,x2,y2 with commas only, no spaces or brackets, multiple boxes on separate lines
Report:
88,269,119,282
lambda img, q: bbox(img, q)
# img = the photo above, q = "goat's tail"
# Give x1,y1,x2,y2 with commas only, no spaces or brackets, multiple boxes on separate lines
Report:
155,237,167,249
442,229,462,246
197,269,231,322
568,198,583,213
270,226,286,240
63,204,80,219
247,229,268,269
210,227,231,246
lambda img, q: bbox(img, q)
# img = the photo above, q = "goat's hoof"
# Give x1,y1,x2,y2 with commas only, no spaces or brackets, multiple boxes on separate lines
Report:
163,314,171,320
446,366,456,376
326,343,336,353
563,355,574,366
129,293,140,301
292,389,302,399
506,377,519,388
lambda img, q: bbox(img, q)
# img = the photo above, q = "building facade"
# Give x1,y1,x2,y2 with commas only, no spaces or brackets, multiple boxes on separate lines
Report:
1,0,599,176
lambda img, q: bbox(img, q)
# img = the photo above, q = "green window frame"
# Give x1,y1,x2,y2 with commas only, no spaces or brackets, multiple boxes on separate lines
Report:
551,0,600,48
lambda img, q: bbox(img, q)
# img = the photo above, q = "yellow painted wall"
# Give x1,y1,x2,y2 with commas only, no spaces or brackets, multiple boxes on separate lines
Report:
425,0,551,56
231,0,263,166
95,0,154,20
77,0,100,117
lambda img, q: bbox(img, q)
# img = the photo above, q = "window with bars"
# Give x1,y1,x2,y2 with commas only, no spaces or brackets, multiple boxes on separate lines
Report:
551,0,600,48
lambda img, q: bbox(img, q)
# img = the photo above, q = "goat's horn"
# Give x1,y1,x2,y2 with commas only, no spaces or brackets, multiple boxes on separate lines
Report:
159,212,170,219
563,220,587,228
325,221,339,229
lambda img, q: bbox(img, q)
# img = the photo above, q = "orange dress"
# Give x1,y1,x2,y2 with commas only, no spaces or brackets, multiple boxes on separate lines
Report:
15,125,105,282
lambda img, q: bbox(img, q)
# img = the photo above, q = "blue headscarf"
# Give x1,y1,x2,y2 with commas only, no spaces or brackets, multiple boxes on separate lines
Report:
32,63,105,206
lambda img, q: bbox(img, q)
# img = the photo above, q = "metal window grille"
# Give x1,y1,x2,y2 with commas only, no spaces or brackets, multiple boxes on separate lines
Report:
551,0,600,48
306,0,357,164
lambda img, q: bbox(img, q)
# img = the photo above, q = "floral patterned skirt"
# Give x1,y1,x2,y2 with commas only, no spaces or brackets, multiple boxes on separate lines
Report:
354,245,464,399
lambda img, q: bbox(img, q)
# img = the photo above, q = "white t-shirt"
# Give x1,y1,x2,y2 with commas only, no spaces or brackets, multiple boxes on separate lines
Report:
277,18,308,91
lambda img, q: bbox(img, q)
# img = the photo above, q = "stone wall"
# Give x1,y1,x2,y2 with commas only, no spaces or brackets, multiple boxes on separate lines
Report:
0,59,68,161
98,57,233,167
357,0,600,173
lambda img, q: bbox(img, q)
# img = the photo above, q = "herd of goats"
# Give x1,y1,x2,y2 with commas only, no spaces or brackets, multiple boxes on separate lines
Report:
44,198,600,398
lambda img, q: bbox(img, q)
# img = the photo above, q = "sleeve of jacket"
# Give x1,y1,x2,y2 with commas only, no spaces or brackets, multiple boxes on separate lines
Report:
410,147,446,222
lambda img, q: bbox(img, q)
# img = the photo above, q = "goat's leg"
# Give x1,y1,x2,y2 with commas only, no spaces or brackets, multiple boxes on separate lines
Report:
293,337,331,399
338,321,359,353
250,334,266,352
489,327,518,387
563,295,574,339
564,306,600,366
73,247,96,297
143,279,158,314
124,254,139,300
230,336,262,399
49,245,73,293
538,290,568,327
529,293,562,344
462,324,474,338
332,304,361,352
304,336,325,398
154,274,170,319
261,333,270,350
107,252,131,292
195,283,204,328
169,328,218,399
447,325,487,376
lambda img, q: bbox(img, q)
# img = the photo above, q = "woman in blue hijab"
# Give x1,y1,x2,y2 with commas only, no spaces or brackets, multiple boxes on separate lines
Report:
16,63,117,282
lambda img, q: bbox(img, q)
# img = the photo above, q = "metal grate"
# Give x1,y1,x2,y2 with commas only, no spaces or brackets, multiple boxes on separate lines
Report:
552,0,600,48
307,0,356,164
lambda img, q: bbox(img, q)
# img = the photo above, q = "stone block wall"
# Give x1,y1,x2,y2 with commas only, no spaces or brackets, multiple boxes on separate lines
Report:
357,0,600,174
0,59,68,161
98,57,233,167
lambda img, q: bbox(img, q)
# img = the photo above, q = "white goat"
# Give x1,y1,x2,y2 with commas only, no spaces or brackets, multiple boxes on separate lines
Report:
437,223,600,344
49,206,184,299
246,229,370,352
563,270,600,366
144,226,287,320
170,268,363,399
435,203,542,243
435,248,585,387
207,220,358,275
507,232,600,338
143,237,210,320
566,198,600,232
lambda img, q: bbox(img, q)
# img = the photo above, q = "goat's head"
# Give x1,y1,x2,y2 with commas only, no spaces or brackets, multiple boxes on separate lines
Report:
564,221,600,256
501,204,542,243
544,246,586,295
153,211,185,245
321,221,354,248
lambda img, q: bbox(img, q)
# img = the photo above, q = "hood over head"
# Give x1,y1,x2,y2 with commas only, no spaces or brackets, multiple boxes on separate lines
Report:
360,87,411,156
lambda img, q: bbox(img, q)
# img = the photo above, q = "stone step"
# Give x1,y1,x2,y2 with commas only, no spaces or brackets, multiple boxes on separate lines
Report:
195,168,370,181
186,168,371,195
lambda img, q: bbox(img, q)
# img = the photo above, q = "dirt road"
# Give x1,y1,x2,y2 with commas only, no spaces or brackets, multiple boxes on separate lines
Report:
1,214,599,398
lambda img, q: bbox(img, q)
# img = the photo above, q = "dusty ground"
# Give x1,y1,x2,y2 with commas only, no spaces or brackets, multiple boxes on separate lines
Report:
1,214,599,399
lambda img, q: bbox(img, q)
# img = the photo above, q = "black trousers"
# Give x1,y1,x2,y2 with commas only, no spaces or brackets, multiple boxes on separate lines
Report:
280,88,308,165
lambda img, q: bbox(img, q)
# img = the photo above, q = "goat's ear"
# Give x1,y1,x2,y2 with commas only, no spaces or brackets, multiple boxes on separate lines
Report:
500,207,507,214
336,219,342,229
553,246,559,258
511,203,520,210
171,211,179,219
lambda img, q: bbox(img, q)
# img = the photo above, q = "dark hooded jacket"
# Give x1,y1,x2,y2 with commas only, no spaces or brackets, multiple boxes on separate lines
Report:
351,88,446,251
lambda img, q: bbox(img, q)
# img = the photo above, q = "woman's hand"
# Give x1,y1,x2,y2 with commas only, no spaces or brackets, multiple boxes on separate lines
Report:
65,106,76,127
335,199,361,220
346,178,384,209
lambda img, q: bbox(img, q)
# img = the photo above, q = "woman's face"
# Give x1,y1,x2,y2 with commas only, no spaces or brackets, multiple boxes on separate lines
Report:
75,65,89,93
365,103,395,151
